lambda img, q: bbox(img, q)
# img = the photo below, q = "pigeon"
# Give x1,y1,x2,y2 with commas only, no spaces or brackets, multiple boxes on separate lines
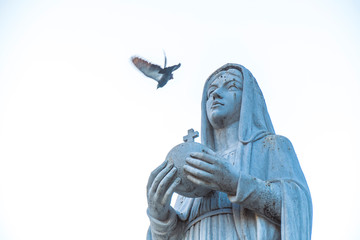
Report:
131,54,181,89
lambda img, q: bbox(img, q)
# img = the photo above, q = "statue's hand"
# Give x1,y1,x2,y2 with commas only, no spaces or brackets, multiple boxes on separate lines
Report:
184,152,239,196
147,161,181,221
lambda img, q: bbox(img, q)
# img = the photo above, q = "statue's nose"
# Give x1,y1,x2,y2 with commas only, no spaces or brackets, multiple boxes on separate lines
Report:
212,90,223,100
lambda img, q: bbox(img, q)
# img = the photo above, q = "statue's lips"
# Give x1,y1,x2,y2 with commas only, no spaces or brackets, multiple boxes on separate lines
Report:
211,101,224,109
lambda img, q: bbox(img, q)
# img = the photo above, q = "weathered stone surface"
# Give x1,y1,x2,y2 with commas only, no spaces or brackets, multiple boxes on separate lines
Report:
146,64,312,240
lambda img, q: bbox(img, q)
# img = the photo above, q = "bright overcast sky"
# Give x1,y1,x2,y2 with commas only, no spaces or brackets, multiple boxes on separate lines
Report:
0,0,359,239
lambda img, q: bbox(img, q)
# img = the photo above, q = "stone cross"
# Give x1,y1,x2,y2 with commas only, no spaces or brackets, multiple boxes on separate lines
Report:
183,129,199,143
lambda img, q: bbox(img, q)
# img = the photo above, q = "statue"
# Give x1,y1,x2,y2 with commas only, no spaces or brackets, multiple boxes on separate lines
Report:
146,64,313,239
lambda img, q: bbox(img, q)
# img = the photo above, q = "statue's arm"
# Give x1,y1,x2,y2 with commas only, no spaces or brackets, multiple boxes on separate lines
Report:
228,135,307,225
147,207,185,240
228,173,282,224
183,147,281,225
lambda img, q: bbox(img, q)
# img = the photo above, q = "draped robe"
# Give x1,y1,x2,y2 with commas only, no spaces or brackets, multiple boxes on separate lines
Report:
147,64,312,239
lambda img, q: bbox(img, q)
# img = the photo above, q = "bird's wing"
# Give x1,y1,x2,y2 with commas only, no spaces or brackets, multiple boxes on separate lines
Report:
159,63,181,74
170,63,181,72
131,56,163,82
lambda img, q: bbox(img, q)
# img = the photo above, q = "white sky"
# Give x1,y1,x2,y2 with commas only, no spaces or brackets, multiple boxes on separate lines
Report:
0,0,359,239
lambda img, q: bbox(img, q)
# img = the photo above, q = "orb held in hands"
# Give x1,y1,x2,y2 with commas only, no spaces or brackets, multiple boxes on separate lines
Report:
166,129,212,198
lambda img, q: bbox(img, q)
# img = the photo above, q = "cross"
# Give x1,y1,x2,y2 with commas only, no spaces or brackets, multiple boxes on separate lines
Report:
183,129,199,143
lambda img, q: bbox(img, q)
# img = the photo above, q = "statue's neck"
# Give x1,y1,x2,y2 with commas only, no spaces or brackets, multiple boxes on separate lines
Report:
213,121,239,153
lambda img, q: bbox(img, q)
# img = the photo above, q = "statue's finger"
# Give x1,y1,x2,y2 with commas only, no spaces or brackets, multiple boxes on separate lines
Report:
201,148,216,155
147,161,167,191
148,163,173,196
183,164,214,182
186,174,210,188
155,167,177,197
162,177,181,205
185,157,214,173
190,152,216,164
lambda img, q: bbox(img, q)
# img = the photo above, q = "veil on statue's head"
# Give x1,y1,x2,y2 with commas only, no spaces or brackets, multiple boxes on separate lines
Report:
201,63,275,149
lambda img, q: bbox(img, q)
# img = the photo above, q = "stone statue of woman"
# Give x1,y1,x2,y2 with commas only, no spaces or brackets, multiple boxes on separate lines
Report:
146,64,313,239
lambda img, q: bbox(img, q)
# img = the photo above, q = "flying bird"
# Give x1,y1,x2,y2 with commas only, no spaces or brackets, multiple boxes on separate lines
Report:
131,54,181,89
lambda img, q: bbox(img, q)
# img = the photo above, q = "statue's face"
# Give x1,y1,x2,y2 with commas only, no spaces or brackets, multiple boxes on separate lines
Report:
206,71,243,129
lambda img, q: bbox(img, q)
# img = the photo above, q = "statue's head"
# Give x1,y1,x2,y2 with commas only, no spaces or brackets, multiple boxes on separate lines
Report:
205,68,243,129
201,64,275,148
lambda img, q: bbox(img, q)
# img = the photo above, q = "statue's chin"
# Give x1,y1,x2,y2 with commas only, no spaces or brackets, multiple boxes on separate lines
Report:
208,111,241,130
207,111,224,126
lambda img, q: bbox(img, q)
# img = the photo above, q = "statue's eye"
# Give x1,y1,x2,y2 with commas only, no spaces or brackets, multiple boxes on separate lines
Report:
207,87,216,98
228,84,239,91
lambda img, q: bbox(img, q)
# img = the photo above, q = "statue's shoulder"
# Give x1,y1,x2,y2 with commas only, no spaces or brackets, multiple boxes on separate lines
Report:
259,134,295,152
